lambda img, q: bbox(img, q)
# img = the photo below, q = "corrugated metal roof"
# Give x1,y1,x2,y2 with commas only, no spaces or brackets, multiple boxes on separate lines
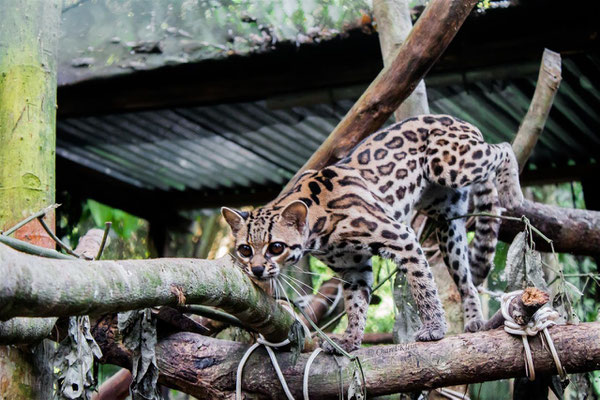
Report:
56,53,600,198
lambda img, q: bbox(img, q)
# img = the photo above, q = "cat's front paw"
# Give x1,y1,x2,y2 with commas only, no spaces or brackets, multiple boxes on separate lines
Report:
464,318,485,333
415,321,446,342
321,336,360,354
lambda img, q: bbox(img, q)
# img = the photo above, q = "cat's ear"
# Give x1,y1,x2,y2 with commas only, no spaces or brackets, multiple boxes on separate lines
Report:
280,200,308,233
221,207,248,234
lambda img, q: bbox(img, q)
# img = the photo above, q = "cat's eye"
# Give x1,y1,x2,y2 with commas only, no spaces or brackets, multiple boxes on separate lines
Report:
268,242,286,255
237,244,252,257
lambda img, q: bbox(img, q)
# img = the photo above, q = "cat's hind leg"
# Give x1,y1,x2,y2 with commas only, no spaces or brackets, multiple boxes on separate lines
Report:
418,186,485,332
373,225,447,341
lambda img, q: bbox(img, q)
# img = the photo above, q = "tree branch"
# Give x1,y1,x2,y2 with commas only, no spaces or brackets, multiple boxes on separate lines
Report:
0,243,305,344
282,0,478,192
96,322,600,399
500,199,600,256
0,228,110,344
512,49,562,172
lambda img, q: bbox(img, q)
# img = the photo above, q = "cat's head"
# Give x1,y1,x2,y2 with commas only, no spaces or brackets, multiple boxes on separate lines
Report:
221,200,309,281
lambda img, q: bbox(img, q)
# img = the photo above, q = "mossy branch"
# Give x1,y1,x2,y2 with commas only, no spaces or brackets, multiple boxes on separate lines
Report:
0,243,305,344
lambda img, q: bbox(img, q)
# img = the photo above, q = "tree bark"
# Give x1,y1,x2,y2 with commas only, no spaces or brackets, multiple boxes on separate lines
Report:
0,244,309,346
282,0,478,192
0,1,62,398
0,228,109,345
512,49,562,172
372,0,430,121
500,199,600,257
96,322,600,399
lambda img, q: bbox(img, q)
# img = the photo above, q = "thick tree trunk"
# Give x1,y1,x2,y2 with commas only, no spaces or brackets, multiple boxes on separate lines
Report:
96,322,600,399
0,1,62,398
282,0,478,192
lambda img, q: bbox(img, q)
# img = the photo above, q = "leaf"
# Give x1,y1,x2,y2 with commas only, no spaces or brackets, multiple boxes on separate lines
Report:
347,366,365,400
288,319,305,366
118,309,162,400
553,291,580,324
503,231,527,291
564,281,584,298
392,274,421,343
54,316,103,400
524,247,548,291
87,199,141,239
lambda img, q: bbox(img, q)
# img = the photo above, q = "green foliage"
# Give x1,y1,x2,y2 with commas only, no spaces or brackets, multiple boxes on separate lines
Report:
87,199,140,239
62,199,151,260
309,256,334,290
309,256,397,334
366,257,396,334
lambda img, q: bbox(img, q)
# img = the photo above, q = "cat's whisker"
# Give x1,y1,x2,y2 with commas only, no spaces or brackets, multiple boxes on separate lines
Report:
287,264,351,284
280,274,311,300
279,274,322,320
279,276,318,322
274,278,280,301
275,278,294,312
283,273,339,303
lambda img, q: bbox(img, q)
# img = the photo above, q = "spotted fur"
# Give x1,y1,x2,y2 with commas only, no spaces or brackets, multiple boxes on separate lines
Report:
222,114,523,352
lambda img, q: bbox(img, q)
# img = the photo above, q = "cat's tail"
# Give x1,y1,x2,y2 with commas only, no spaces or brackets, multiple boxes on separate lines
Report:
495,143,524,209
469,180,502,286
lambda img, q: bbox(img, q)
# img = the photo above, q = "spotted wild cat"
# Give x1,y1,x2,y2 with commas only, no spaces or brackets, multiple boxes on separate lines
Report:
222,114,523,352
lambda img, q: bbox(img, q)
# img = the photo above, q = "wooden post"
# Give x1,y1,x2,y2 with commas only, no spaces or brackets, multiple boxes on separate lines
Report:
373,0,430,121
0,1,62,398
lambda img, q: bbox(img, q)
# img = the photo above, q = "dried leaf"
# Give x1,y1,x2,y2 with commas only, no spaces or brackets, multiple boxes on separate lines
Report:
524,247,548,291
54,316,102,399
553,291,580,324
564,281,584,298
347,366,365,400
393,274,421,343
118,309,161,400
504,231,527,291
287,320,305,366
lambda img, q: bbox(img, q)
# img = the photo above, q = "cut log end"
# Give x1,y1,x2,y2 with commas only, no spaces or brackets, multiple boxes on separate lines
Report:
521,287,550,307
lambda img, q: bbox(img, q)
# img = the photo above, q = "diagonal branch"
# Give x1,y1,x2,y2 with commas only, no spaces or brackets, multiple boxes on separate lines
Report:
282,0,479,192
512,48,562,172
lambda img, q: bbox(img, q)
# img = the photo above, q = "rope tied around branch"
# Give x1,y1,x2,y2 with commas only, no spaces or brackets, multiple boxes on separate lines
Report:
236,299,366,400
501,290,568,384
236,302,317,400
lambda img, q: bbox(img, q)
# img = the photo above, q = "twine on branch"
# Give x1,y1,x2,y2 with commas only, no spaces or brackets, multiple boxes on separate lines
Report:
236,302,321,400
501,290,568,383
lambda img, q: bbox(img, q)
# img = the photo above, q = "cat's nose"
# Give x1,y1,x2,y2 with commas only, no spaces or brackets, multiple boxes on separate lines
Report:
251,266,265,277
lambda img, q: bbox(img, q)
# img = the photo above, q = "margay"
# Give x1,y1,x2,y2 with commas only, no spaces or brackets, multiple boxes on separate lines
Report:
222,114,523,352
